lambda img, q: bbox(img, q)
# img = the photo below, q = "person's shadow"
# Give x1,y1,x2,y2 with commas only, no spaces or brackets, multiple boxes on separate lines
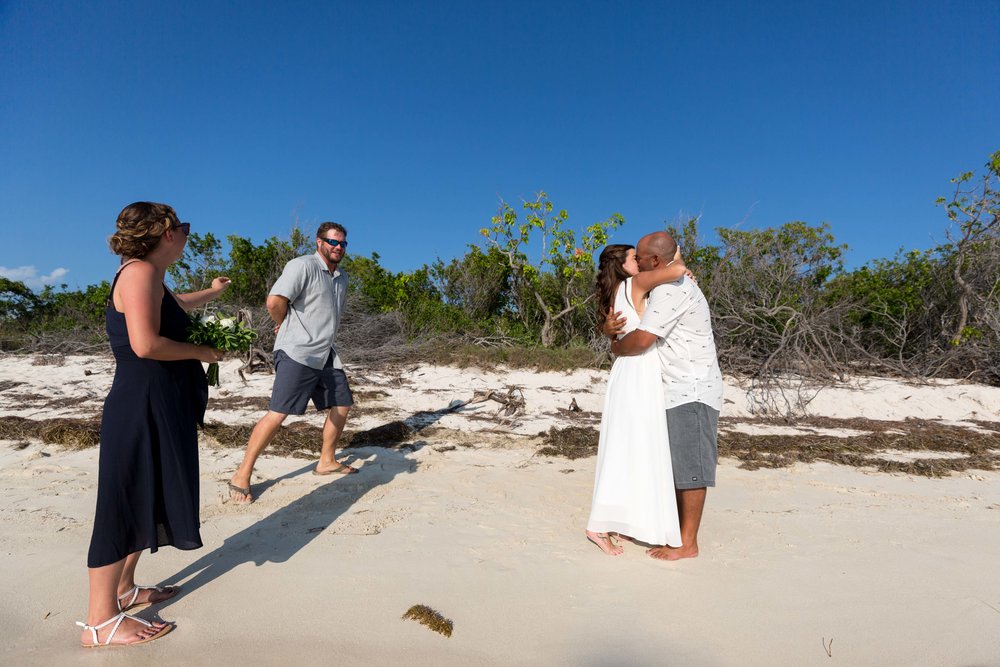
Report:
158,398,475,600
160,446,417,599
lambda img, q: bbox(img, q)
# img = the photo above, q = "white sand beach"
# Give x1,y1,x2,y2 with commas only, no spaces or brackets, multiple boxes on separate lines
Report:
1,354,999,665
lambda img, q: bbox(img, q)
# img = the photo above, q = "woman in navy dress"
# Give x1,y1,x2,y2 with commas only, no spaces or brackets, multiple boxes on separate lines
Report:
77,202,228,648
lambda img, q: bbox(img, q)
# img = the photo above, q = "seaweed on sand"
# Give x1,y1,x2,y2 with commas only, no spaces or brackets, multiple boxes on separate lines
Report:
200,421,331,458
0,415,101,449
402,604,453,637
535,418,1000,477
536,426,599,460
720,418,1000,477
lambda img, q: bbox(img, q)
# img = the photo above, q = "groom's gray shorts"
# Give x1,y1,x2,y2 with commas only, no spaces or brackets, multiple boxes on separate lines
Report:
666,402,719,489
269,350,354,415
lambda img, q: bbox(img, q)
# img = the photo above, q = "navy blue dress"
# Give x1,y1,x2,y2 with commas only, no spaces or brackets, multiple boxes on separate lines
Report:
87,273,208,568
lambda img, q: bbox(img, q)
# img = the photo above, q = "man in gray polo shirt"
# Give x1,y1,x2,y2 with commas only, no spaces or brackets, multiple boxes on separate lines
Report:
607,231,723,560
228,222,356,503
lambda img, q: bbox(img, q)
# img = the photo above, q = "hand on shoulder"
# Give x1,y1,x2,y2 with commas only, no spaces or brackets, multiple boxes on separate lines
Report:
602,309,626,338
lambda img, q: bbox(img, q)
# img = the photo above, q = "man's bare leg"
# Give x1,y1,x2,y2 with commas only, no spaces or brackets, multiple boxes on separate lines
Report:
229,410,288,502
648,487,706,560
314,406,356,474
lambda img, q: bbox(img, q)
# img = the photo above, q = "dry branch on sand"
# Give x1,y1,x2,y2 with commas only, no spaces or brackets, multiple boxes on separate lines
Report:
344,390,520,447
460,387,526,418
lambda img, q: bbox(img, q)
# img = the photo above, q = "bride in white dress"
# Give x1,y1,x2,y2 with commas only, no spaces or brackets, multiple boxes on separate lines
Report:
586,244,687,555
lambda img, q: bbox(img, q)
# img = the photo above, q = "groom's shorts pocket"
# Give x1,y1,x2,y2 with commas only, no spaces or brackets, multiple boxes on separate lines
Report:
666,402,719,489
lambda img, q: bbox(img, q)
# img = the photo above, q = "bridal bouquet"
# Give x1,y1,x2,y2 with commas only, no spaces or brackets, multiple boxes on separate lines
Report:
186,313,257,386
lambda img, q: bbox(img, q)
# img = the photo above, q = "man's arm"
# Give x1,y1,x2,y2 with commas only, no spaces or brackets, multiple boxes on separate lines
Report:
610,329,658,356
613,282,690,355
266,258,307,334
266,295,289,333
601,308,627,338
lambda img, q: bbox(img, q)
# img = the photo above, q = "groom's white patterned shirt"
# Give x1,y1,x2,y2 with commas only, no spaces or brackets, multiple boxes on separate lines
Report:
636,276,723,411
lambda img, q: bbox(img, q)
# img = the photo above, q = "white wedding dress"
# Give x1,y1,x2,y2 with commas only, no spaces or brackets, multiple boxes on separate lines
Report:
587,278,681,546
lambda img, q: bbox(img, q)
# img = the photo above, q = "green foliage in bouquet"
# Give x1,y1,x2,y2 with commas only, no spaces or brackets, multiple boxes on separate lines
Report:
186,314,257,385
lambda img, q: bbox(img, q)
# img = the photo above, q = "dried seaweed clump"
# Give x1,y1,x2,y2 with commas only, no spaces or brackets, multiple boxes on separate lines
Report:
201,421,330,457
719,418,1000,477
0,416,101,449
402,604,453,637
536,426,599,460
531,416,1000,478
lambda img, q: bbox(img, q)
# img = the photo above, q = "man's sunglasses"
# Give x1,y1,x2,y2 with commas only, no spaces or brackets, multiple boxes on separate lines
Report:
171,222,191,236
320,238,348,248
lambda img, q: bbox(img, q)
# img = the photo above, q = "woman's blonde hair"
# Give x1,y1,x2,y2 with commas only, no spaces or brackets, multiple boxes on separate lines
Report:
108,202,180,259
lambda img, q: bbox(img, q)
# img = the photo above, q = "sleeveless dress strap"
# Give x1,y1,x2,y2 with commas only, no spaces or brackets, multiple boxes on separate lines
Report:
106,259,143,308
622,277,636,311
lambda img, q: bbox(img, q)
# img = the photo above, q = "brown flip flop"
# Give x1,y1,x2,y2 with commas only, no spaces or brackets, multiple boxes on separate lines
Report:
227,482,253,503
312,462,358,476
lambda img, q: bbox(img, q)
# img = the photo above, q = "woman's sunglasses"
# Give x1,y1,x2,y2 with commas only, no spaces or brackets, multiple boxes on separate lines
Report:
171,222,191,236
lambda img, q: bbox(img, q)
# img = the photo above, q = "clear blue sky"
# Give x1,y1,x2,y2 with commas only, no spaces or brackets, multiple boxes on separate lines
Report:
1,0,997,290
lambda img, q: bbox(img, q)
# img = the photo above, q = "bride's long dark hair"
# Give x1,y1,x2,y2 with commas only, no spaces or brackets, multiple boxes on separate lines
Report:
595,244,634,326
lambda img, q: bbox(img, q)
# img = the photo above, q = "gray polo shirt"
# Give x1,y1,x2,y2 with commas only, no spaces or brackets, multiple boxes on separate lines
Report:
269,252,348,370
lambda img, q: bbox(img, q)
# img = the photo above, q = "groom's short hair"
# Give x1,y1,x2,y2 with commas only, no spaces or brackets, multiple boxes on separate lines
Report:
641,232,678,263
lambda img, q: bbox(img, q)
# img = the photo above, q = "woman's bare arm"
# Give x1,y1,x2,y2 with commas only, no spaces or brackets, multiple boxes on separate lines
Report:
173,277,231,310
117,262,222,363
631,247,689,293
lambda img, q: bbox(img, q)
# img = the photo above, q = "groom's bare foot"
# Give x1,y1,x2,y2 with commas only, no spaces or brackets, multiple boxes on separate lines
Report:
586,531,623,556
647,544,698,561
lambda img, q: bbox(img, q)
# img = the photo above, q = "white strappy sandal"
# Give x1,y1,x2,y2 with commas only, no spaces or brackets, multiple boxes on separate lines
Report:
117,584,180,612
76,612,173,648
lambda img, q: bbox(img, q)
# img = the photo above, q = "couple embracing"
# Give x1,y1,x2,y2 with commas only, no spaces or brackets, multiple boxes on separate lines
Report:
586,231,723,560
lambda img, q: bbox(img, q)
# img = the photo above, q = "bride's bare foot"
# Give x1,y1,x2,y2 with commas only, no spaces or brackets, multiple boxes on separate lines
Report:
647,544,698,561
586,531,623,556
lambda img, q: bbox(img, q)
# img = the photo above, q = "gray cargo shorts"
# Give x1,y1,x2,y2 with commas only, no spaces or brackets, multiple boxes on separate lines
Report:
666,402,719,489
269,350,353,415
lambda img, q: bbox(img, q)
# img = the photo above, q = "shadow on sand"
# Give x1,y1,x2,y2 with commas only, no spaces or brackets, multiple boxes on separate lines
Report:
159,401,466,600
162,446,418,599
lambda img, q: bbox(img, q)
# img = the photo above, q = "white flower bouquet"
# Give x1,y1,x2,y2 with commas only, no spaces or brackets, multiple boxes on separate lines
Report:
186,313,257,386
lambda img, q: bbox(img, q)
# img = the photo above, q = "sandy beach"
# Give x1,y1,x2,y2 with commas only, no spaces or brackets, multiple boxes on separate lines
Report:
1,354,999,665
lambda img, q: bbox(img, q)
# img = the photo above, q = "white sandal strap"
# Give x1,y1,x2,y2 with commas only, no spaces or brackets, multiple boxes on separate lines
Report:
117,585,140,611
76,612,152,645
75,620,99,646
102,614,127,645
